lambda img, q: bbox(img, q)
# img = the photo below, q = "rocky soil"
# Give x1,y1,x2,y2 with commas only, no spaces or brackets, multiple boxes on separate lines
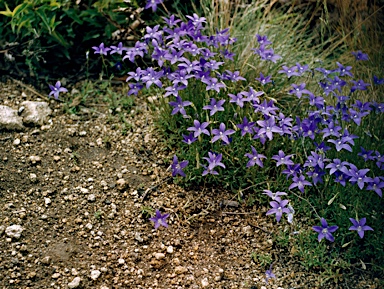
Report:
0,78,381,289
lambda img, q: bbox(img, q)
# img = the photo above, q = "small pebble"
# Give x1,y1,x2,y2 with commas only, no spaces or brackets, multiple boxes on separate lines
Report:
68,277,81,288
167,246,174,254
88,194,96,202
154,253,165,260
201,277,209,287
90,270,101,280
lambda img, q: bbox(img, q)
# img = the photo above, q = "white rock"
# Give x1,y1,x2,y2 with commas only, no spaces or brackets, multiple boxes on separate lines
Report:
5,225,24,239
167,246,174,254
154,253,165,260
13,138,21,145
68,277,81,288
88,194,96,202
201,277,209,287
20,101,52,126
79,131,87,136
118,258,125,265
90,270,101,280
0,105,24,131
100,286,109,289
29,173,37,182
29,155,41,164
44,198,51,205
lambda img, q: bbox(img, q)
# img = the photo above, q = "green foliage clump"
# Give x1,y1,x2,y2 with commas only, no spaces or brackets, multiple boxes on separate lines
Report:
0,0,140,80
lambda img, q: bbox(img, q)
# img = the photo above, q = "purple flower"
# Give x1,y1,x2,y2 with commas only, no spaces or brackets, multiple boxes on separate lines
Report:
351,51,369,61
350,79,370,93
373,75,384,85
358,147,375,162
222,70,245,82
187,120,210,137
295,62,310,75
149,209,169,230
282,164,302,179
241,87,264,103
374,151,384,169
253,99,278,116
145,0,164,12
171,155,189,177
169,69,194,86
48,81,68,99
127,67,144,82
336,62,353,77
203,98,225,116
289,174,312,193
321,121,342,139
257,117,283,141
92,42,111,55
162,15,181,27
141,68,164,89
245,146,266,168
186,13,206,27
312,218,338,242
202,77,226,92
127,83,143,96
236,117,255,137
110,42,127,55
164,84,187,97
349,218,373,238
263,190,287,200
178,59,202,74
272,150,294,167
265,264,276,284
255,34,272,46
266,197,290,222
255,72,272,85
202,152,225,176
289,83,313,98
258,47,281,63
211,123,235,145
325,159,349,175
182,133,198,145
366,177,384,197
229,93,246,108
169,96,192,116
327,137,353,152
341,165,372,190
278,65,300,78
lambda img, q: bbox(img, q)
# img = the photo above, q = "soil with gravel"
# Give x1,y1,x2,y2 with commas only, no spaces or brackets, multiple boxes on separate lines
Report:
0,78,381,289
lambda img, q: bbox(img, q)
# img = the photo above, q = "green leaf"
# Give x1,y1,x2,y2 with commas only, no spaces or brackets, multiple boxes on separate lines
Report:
0,3,13,17
35,8,51,34
63,8,83,24
51,30,69,47
12,3,30,18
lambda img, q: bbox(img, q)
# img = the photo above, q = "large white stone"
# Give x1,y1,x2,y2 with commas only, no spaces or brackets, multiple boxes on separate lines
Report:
20,101,52,126
5,225,24,239
0,105,24,131
90,270,101,280
68,277,81,288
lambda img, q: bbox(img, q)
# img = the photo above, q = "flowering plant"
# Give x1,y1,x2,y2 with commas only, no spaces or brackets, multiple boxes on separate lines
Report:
93,10,384,274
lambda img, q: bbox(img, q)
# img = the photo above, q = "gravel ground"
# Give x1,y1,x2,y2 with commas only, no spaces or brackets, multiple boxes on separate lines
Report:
0,78,381,289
